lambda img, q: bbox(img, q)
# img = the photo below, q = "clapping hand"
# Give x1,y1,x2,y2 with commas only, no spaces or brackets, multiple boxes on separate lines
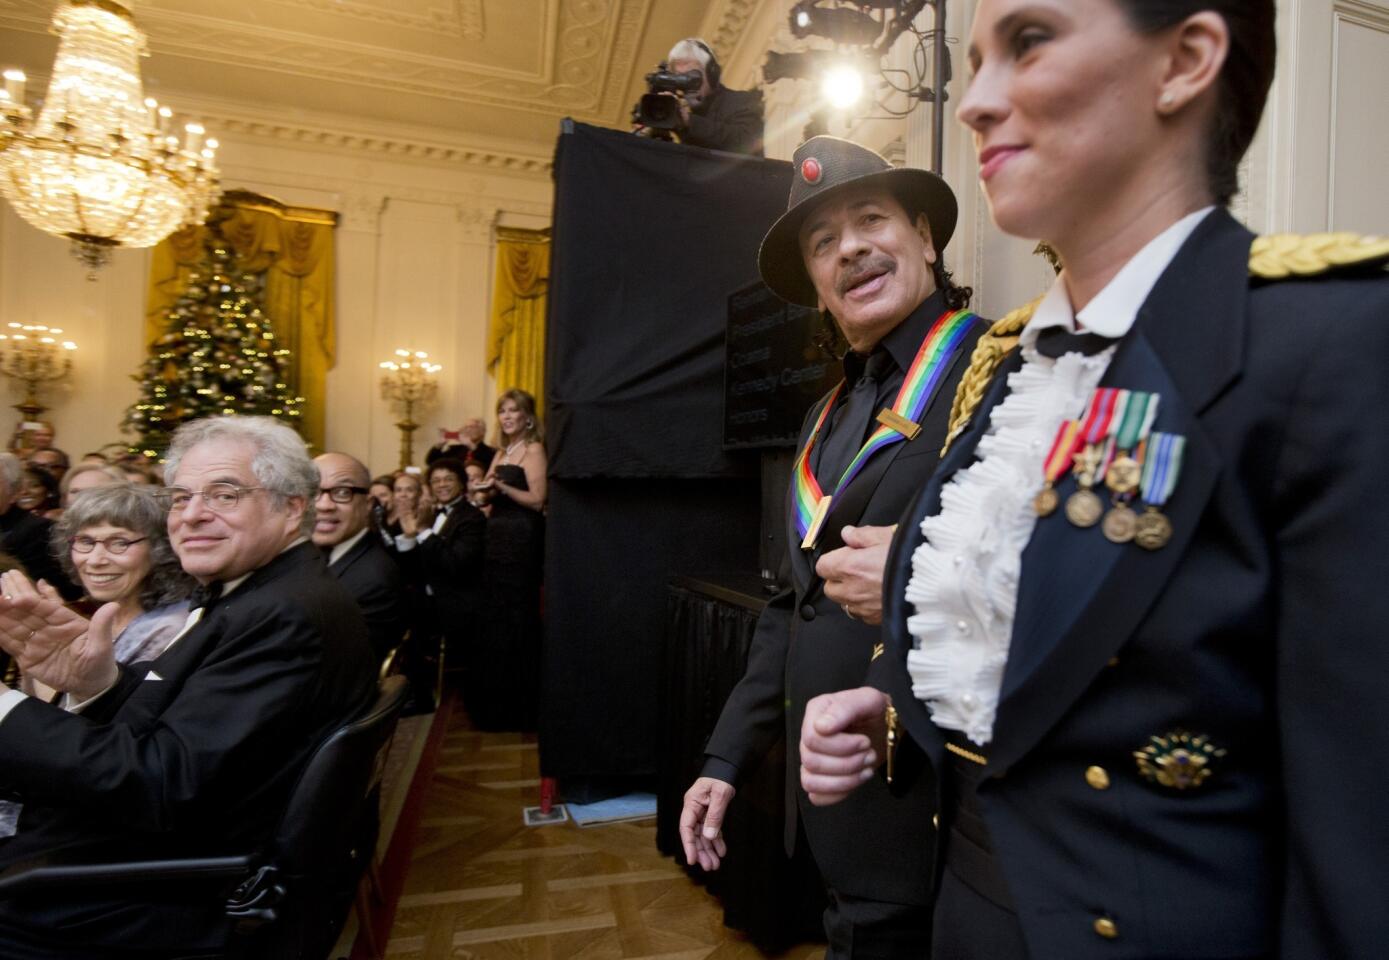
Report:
0,569,118,700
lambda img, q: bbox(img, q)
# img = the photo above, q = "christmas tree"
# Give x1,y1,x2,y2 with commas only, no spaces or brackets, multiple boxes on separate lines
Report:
124,239,304,457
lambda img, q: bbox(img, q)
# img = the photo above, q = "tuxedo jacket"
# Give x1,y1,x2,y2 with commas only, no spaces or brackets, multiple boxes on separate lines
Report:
871,210,1389,957
705,294,985,905
329,530,410,660
391,500,485,626
0,541,376,952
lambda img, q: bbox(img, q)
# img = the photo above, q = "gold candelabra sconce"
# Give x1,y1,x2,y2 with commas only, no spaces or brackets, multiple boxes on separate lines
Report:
0,322,76,421
379,349,441,469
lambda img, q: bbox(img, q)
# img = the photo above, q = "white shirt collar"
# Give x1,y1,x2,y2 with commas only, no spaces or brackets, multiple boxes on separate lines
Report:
327,526,369,567
1021,207,1215,349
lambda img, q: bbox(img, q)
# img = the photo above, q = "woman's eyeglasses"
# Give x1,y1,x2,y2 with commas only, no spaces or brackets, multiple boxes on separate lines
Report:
69,535,147,555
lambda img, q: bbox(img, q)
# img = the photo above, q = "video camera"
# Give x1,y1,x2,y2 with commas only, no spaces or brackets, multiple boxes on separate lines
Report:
632,62,705,132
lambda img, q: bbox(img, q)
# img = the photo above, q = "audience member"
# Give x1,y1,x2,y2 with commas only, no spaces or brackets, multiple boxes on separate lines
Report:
464,461,492,515
27,448,68,485
471,389,547,730
386,470,423,538
0,454,78,600
9,422,54,461
14,468,60,519
78,452,107,465
59,463,127,510
426,418,495,471
313,452,409,661
0,415,375,957
392,457,484,679
369,475,394,514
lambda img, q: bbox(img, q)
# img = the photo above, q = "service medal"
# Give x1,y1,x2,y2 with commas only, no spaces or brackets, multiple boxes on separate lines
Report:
1035,419,1081,517
1134,432,1186,552
1066,487,1104,527
1102,503,1138,543
1133,509,1173,550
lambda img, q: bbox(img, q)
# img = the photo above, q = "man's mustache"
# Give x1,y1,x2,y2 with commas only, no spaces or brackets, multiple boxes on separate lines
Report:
838,256,895,296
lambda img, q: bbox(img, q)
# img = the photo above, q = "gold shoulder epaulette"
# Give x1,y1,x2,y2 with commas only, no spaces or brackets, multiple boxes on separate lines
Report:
942,297,1041,455
1249,233,1389,280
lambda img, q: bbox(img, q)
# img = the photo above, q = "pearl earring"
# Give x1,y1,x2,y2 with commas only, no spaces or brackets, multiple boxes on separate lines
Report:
1159,92,1176,111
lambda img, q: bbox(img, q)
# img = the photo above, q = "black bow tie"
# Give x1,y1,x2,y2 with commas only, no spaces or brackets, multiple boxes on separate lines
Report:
190,581,223,611
1033,326,1119,359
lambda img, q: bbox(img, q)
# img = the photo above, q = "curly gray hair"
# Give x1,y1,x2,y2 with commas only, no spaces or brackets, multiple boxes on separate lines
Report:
52,484,194,609
163,416,317,535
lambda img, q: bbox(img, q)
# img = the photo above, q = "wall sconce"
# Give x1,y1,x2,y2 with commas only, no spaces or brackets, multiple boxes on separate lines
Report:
0,322,76,421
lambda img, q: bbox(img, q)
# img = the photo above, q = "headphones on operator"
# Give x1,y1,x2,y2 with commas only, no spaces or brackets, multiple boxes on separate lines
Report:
690,38,722,88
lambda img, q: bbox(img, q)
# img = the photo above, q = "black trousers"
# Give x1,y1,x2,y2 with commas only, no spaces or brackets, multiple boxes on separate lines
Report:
821,885,934,960
930,738,1030,960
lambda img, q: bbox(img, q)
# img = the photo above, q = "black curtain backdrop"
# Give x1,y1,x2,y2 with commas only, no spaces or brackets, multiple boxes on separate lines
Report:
541,122,791,785
546,121,792,480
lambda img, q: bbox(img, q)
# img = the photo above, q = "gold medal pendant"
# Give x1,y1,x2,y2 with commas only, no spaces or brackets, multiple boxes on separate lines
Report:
1034,484,1060,517
1105,455,1141,495
1102,503,1137,543
1065,488,1104,527
1134,508,1173,551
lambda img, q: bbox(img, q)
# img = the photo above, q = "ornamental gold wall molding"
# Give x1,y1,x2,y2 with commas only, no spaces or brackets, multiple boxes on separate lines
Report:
263,0,485,40
0,0,650,123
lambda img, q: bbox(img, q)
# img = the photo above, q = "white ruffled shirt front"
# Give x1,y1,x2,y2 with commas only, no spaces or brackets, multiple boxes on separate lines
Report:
905,208,1213,746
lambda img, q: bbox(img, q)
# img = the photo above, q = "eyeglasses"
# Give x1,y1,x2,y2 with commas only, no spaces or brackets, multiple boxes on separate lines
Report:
317,485,369,504
69,535,147,555
155,483,264,512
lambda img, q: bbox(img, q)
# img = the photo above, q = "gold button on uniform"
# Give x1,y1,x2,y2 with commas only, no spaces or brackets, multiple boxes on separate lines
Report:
1093,917,1118,939
932,813,939,828
1085,766,1111,790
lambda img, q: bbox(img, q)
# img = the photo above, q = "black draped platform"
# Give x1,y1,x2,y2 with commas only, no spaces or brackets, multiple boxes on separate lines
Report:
541,122,790,786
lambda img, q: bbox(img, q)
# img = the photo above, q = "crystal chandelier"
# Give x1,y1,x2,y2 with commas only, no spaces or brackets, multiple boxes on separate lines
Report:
0,0,221,277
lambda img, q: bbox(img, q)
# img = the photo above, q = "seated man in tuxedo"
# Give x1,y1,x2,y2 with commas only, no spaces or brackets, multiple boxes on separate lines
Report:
313,451,409,661
0,415,376,959
0,453,78,600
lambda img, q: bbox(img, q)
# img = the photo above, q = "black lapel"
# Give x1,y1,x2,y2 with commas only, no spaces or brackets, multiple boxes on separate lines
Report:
329,531,371,576
878,349,1026,763
814,328,977,556
985,210,1251,775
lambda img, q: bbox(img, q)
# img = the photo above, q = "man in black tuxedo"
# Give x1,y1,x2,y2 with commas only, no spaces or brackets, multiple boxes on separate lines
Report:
390,457,484,628
0,453,78,600
314,451,409,660
426,418,495,471
0,415,376,959
679,137,985,957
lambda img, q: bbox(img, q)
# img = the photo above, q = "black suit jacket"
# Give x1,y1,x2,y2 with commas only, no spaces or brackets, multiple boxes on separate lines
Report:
329,530,410,660
704,294,985,905
872,210,1389,956
0,541,376,953
0,506,78,600
683,85,764,156
391,500,485,626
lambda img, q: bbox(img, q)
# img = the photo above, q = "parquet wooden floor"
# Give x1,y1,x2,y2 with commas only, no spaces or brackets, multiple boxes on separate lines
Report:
383,710,824,960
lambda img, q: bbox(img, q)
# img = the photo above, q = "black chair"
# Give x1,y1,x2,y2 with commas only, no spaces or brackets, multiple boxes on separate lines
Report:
0,674,410,960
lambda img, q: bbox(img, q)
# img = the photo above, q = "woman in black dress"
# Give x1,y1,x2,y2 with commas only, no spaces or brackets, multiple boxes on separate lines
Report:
470,388,547,730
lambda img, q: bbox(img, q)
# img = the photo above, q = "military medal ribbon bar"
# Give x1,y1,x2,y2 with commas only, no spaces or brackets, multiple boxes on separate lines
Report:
1134,431,1185,550
1066,387,1126,528
1034,419,1081,516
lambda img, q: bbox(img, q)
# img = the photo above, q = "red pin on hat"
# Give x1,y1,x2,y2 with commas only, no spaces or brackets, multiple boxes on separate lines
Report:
800,157,822,184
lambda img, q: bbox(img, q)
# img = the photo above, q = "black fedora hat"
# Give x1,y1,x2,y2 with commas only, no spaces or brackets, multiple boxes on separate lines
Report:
758,136,958,307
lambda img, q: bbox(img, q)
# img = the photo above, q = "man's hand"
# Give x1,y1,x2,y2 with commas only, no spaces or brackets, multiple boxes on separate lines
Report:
800,687,890,806
0,570,118,700
679,777,735,871
817,524,896,624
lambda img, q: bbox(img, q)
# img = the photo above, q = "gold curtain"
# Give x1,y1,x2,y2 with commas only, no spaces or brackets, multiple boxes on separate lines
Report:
488,228,550,415
146,190,338,450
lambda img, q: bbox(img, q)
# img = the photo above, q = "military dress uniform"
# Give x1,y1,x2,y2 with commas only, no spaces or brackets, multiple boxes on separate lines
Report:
870,208,1389,958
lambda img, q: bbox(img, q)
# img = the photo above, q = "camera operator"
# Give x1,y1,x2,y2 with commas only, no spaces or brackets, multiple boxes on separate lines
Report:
634,38,764,157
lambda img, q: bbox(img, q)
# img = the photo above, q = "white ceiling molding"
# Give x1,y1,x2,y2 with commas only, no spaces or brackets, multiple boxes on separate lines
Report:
262,0,486,41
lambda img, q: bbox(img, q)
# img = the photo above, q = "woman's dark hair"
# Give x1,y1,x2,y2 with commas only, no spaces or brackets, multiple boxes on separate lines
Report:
1115,0,1276,205
52,483,193,609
